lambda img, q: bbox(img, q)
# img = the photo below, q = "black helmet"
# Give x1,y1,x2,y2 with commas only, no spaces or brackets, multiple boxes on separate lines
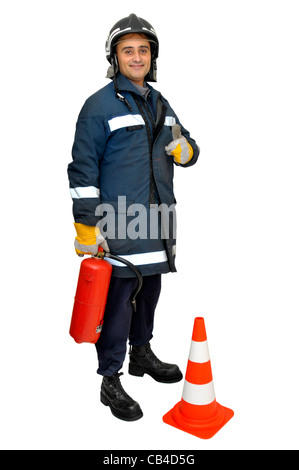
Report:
105,13,159,82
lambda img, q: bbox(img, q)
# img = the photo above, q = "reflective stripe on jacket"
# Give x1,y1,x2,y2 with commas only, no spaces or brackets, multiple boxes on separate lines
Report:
68,74,199,277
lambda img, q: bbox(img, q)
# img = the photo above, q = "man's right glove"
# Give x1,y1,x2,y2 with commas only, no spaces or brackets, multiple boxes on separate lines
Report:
74,223,109,256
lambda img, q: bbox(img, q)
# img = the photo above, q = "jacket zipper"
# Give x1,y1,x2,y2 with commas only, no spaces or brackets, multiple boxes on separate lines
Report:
132,94,157,205
130,92,176,272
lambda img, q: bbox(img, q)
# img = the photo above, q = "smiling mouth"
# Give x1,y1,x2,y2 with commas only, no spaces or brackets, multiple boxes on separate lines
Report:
130,64,144,69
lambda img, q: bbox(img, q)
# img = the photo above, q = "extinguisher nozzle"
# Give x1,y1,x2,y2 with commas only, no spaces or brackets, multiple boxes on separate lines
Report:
131,299,137,312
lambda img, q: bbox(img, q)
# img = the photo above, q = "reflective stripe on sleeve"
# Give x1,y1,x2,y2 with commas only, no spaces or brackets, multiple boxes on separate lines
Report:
70,186,100,199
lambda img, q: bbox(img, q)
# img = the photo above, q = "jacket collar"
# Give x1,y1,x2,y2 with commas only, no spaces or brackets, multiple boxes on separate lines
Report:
116,73,156,98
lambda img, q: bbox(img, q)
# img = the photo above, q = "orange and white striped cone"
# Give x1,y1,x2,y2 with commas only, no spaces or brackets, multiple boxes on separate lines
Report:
163,317,234,439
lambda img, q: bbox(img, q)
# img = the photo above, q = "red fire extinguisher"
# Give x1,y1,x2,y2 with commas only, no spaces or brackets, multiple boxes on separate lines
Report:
69,251,143,344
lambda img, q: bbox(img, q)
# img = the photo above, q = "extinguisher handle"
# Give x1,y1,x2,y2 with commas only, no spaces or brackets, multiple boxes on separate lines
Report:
95,251,143,312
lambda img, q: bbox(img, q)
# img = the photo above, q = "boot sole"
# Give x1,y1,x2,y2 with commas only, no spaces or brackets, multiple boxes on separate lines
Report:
129,364,183,384
100,392,143,422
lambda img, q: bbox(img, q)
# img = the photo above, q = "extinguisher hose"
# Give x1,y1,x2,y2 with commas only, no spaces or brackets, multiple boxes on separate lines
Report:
98,252,143,312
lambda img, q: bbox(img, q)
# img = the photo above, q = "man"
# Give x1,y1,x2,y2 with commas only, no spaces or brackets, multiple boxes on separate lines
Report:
68,14,199,421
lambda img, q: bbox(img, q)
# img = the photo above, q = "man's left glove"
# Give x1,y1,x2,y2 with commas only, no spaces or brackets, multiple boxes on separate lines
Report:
74,223,109,257
165,124,193,165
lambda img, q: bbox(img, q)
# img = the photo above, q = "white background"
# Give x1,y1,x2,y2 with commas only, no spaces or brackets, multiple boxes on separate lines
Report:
1,0,299,451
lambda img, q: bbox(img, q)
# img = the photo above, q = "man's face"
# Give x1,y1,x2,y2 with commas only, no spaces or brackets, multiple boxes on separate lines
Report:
116,34,151,86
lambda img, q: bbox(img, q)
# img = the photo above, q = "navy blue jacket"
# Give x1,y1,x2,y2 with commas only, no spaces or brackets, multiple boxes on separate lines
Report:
68,74,199,277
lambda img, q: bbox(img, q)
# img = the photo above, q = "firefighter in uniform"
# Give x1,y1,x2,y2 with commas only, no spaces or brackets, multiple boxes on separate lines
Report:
68,14,199,421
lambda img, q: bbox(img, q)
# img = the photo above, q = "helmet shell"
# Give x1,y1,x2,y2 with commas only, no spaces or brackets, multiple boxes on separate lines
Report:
105,13,159,82
106,13,159,62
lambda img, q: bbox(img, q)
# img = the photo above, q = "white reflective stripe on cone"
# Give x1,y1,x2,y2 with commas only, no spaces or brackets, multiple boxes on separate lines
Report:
182,380,216,406
70,186,100,199
188,340,210,364
106,250,168,267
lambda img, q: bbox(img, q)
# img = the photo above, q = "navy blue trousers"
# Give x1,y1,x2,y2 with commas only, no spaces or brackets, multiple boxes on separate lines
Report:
95,274,161,376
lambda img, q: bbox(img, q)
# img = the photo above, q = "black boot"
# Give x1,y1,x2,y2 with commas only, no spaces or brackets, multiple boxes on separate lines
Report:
100,372,143,421
129,342,183,383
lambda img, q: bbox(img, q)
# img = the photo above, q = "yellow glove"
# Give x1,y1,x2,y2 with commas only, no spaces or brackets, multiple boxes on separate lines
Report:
74,223,109,257
165,124,193,165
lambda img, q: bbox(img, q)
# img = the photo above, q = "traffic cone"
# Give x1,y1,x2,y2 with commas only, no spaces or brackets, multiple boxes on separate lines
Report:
163,317,234,439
